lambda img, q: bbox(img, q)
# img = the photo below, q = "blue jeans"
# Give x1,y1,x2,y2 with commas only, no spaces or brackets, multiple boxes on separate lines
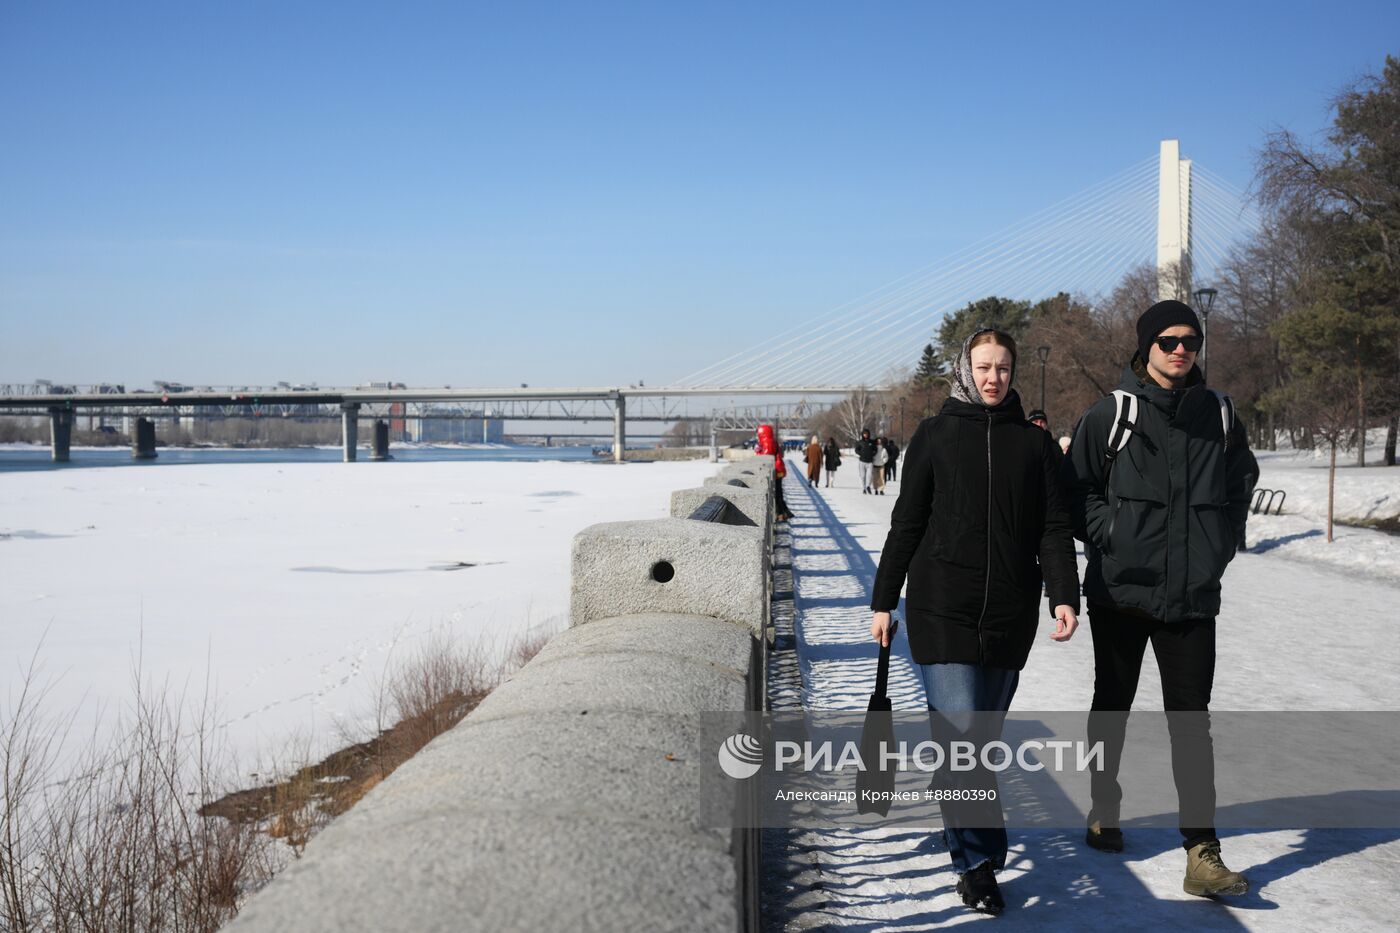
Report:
918,662,1019,874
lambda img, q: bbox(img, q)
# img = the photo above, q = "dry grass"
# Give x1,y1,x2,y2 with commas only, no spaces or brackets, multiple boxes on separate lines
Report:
1,649,273,932
2,621,561,931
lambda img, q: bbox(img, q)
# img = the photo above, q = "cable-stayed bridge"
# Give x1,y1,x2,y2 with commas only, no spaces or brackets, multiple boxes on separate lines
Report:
676,140,1260,388
3,140,1258,462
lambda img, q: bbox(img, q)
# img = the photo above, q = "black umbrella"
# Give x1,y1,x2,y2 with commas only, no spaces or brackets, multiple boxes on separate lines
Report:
857,616,899,815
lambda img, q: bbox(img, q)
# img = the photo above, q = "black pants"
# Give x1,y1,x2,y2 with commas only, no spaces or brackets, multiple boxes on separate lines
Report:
1087,604,1217,850
884,461,897,481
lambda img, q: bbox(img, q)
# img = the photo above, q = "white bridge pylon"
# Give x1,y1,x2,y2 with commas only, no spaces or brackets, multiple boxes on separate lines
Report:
676,140,1259,389
1158,138,1191,301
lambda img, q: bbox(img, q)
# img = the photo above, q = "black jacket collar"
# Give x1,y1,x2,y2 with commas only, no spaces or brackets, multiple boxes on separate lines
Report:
940,390,1027,423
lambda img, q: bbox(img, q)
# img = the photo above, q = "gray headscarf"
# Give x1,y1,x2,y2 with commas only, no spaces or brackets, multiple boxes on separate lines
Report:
950,327,1016,408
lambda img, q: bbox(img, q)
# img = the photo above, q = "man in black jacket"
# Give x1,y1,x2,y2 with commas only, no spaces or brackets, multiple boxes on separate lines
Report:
854,429,878,494
883,437,900,482
1063,299,1258,897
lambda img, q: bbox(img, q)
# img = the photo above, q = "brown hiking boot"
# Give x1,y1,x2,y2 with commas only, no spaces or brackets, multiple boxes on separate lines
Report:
1184,840,1248,897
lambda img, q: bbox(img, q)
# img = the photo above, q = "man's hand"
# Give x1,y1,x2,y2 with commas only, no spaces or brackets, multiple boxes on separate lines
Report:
870,611,893,647
1049,605,1078,642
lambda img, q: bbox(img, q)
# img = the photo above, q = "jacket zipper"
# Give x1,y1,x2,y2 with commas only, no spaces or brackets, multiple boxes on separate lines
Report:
975,413,992,662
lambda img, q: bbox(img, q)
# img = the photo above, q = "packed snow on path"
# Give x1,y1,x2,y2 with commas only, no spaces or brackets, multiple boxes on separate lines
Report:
767,458,1400,931
0,457,715,774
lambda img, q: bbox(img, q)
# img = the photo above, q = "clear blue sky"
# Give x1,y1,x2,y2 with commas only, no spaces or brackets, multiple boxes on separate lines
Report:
2,1,1396,388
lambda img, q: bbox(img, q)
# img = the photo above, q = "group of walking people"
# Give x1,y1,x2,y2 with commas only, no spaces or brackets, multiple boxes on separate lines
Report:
866,299,1259,915
802,432,900,492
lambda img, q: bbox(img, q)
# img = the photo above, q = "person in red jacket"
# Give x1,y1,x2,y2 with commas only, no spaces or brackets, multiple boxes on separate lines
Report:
756,424,791,521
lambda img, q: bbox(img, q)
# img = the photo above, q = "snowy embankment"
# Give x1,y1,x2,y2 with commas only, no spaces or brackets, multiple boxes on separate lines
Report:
1246,447,1400,584
0,458,715,774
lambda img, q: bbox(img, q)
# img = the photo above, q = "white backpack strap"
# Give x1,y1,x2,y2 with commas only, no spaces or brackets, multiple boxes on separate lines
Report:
1105,389,1138,463
1209,389,1234,448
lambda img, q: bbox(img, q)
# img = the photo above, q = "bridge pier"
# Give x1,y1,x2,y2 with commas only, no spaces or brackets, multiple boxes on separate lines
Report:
370,419,390,461
49,407,72,462
341,403,360,462
612,394,626,463
132,417,158,459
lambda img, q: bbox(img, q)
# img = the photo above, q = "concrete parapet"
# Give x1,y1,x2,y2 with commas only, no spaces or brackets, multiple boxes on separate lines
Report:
226,612,758,933
704,468,772,501
571,519,768,636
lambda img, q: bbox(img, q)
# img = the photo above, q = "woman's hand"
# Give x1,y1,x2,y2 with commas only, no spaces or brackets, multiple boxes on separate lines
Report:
870,611,893,647
1049,604,1078,642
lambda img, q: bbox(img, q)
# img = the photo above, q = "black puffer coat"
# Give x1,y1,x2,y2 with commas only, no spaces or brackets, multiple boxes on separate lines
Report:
1062,359,1258,622
824,441,842,470
870,392,1080,670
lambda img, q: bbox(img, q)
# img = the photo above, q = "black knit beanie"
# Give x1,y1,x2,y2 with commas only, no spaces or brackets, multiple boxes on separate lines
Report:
1136,300,1202,362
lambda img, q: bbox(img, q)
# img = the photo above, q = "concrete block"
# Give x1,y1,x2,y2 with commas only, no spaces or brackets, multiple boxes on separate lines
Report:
473,647,749,722
528,612,755,676
320,710,733,849
703,470,772,501
669,485,769,531
227,813,739,933
571,519,767,635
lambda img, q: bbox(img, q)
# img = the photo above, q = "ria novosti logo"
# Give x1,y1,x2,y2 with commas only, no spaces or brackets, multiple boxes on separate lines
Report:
717,733,763,779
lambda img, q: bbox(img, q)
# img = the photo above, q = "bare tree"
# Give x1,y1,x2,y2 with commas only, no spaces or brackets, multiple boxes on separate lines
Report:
831,387,880,443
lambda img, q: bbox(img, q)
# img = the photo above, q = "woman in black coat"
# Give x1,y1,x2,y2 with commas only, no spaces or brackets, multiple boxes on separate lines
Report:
822,437,841,487
868,328,1080,915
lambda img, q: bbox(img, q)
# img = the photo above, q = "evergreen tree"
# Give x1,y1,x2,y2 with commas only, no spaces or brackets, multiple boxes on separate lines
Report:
934,296,1032,372
913,343,942,385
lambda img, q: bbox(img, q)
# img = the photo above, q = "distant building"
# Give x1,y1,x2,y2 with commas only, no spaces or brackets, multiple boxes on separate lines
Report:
408,409,504,444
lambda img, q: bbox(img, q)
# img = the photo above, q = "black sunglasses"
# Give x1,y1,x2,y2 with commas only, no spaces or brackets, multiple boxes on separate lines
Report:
1154,334,1203,353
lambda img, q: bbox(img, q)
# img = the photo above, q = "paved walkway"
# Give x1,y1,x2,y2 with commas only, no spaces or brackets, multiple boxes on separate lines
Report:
763,458,1400,931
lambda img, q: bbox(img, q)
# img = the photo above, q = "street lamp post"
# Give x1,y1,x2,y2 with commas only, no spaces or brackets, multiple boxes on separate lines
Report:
1037,345,1051,411
1193,287,1217,383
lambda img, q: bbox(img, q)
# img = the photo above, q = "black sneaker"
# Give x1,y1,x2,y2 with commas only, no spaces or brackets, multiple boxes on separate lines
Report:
956,863,1004,915
1085,820,1124,852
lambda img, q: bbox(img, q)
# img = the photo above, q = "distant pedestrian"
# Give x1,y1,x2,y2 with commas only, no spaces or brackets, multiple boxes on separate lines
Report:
823,437,842,487
872,436,889,494
883,437,900,482
755,424,791,521
854,429,878,494
1027,409,1050,432
805,435,823,485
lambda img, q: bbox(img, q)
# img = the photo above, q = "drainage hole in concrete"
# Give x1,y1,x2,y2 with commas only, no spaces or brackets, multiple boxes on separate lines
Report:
651,560,675,583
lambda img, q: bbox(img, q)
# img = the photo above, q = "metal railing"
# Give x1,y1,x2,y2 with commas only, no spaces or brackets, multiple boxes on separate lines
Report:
1251,488,1287,515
